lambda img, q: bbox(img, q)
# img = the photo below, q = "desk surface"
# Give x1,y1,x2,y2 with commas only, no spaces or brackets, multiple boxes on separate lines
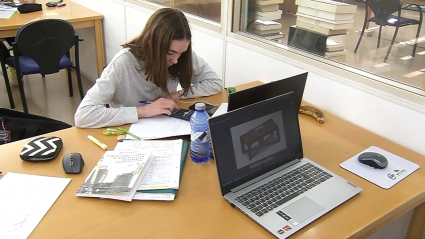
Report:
2,82,425,239
0,0,103,31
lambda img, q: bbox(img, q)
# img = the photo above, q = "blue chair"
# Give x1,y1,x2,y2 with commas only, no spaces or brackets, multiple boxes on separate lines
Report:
354,0,423,62
0,19,84,113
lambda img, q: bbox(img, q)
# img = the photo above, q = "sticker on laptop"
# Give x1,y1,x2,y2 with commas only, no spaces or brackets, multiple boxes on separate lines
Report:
276,210,299,226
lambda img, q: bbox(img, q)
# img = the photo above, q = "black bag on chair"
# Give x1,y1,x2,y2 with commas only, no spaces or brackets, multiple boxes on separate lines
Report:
0,108,71,145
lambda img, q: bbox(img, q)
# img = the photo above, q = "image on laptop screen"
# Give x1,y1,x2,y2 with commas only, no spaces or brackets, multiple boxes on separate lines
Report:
209,92,303,195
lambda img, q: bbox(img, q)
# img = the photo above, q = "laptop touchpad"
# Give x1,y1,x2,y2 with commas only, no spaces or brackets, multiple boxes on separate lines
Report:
281,197,324,224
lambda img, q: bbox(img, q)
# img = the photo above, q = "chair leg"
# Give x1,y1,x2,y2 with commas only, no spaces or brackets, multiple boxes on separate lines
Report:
16,72,28,113
67,67,73,97
384,26,400,63
76,66,84,100
354,7,369,53
377,26,382,49
1,63,15,109
412,5,423,57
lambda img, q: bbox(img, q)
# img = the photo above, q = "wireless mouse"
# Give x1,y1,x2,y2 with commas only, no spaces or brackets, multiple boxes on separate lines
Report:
358,152,388,169
46,1,58,7
62,153,85,174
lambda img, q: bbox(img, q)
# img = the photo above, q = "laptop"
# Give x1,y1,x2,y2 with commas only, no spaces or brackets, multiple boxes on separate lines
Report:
209,92,362,238
227,72,308,112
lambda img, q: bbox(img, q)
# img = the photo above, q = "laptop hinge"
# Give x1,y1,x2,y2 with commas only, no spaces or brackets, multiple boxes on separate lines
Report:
230,159,301,193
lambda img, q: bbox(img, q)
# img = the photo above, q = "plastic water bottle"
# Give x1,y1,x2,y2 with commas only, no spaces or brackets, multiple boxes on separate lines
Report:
190,103,211,163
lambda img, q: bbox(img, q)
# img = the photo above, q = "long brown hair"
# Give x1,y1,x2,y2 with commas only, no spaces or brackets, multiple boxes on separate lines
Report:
122,8,193,97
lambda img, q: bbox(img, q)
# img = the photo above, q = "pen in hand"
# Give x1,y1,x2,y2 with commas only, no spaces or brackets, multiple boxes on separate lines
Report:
139,101,151,104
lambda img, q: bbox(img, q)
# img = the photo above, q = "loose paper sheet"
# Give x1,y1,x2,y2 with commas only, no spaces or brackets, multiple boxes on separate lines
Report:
126,115,190,139
0,173,71,239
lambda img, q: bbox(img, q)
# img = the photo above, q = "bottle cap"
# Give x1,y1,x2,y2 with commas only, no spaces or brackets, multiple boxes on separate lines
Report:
195,102,206,110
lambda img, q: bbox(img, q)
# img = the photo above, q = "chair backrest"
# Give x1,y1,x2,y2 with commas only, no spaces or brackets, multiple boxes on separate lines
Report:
367,0,401,26
14,19,76,74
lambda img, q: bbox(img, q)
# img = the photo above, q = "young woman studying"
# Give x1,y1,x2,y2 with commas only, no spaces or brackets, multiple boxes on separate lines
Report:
74,8,223,128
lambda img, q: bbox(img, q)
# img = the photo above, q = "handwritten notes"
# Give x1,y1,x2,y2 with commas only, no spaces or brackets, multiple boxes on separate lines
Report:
126,115,190,140
115,139,182,190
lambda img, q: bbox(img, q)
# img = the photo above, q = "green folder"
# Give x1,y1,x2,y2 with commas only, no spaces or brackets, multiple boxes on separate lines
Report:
136,140,189,198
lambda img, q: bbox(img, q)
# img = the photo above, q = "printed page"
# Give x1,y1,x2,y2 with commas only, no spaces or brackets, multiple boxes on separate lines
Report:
211,103,228,118
0,173,71,239
126,115,190,139
115,139,182,190
75,149,153,201
133,192,175,201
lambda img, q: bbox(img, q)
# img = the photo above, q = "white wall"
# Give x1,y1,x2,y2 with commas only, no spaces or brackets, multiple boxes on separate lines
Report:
73,0,127,80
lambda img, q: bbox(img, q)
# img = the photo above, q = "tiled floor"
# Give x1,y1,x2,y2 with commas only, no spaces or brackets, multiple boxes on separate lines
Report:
0,70,94,126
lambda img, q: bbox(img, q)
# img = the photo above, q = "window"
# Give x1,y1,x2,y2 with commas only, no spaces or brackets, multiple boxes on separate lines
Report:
144,0,222,23
233,0,425,93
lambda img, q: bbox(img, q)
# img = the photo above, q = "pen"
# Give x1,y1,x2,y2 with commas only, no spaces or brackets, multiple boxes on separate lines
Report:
118,127,142,140
88,135,108,150
139,100,151,104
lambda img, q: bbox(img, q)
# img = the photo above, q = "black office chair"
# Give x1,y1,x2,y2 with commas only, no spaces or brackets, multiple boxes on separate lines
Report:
354,0,423,62
0,19,84,113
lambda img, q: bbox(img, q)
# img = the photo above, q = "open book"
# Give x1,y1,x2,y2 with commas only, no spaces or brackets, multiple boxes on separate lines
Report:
75,149,153,201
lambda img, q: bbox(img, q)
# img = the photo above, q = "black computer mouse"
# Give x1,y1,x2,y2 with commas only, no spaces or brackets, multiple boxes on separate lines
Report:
62,153,85,174
358,152,388,169
46,1,58,7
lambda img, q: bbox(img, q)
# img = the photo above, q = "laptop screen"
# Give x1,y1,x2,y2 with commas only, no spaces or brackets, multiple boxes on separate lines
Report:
227,72,308,112
209,92,303,195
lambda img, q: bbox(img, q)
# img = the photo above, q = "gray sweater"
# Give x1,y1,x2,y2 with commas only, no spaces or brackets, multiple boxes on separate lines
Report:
74,48,223,128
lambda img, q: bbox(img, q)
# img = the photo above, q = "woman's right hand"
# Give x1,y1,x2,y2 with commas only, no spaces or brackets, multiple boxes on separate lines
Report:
137,98,177,118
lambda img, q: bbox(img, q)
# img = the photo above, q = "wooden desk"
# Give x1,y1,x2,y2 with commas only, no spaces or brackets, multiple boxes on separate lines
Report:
0,0,105,77
2,82,425,239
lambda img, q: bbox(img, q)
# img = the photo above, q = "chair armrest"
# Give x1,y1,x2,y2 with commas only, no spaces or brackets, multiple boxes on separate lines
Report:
0,39,12,51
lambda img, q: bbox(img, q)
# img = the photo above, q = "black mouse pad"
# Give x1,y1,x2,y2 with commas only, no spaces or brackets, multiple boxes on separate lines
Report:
20,136,63,162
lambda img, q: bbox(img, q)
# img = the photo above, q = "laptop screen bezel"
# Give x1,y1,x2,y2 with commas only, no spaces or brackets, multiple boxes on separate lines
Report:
227,72,308,112
209,92,304,196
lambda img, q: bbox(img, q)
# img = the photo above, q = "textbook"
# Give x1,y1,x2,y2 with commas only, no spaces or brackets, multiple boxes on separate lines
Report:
254,20,282,31
75,149,153,201
296,20,347,36
135,141,190,201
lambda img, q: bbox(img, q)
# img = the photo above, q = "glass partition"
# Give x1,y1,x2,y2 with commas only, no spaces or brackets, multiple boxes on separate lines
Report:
145,0,222,23
233,0,425,92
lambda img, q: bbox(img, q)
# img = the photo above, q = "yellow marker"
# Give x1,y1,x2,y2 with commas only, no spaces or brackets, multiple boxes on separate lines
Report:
88,135,108,150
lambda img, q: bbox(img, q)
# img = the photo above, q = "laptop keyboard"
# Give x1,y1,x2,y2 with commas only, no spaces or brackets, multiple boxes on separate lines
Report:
234,163,333,217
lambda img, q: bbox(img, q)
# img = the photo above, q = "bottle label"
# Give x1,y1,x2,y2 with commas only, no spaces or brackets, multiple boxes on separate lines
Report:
191,131,209,143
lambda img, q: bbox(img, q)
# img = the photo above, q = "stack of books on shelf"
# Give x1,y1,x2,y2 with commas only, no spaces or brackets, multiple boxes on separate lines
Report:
295,0,357,35
325,38,346,57
294,0,356,57
254,0,284,40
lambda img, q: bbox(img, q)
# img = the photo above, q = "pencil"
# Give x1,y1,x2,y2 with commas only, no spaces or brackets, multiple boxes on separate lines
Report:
88,135,108,150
